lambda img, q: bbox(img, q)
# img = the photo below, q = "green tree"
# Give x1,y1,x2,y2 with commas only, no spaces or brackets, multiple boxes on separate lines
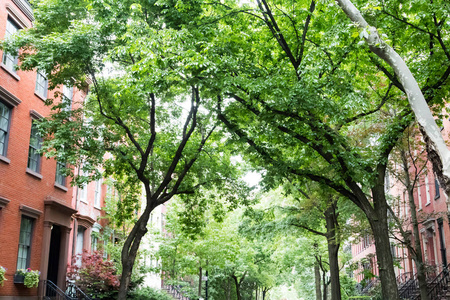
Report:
202,0,449,298
3,1,248,298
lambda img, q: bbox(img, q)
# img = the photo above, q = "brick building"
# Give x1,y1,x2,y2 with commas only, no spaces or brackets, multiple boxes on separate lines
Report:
350,121,450,291
0,1,107,298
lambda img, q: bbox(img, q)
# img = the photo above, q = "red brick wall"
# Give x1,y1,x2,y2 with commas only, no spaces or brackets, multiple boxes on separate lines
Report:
0,0,76,296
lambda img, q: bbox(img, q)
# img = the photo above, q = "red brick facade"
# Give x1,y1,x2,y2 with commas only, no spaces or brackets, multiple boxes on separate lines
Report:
0,1,106,298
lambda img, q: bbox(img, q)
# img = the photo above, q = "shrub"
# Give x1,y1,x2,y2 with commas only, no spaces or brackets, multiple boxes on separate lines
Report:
127,287,173,300
0,267,6,286
67,250,119,299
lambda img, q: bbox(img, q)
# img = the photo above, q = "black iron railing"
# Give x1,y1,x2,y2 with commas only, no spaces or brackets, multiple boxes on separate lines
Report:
65,281,93,300
164,284,191,300
361,278,379,294
398,276,418,299
42,280,70,300
417,263,450,300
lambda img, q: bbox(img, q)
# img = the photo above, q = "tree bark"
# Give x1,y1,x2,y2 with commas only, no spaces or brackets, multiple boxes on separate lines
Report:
315,262,322,300
324,202,342,300
400,149,429,299
335,0,450,197
369,181,400,300
232,274,242,300
117,200,153,300
199,266,203,298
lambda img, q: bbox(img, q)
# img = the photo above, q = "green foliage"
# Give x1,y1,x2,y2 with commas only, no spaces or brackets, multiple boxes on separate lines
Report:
17,269,40,288
0,266,6,286
127,287,173,300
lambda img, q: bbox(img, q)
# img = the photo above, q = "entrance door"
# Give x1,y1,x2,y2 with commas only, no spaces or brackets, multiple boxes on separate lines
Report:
47,225,61,284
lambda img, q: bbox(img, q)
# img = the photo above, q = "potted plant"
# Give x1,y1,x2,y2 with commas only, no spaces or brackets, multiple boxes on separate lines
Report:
15,269,40,288
0,266,6,286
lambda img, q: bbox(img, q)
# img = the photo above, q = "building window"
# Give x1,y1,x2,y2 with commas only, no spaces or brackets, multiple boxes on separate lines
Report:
2,18,19,72
91,235,98,252
35,70,48,99
17,216,34,270
435,177,440,199
62,85,73,111
27,122,42,173
0,102,11,156
425,174,431,205
94,179,102,208
418,181,423,210
55,161,66,186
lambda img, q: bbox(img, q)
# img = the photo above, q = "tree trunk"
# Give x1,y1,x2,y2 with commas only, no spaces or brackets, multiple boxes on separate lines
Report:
324,203,342,300
369,182,400,300
117,201,153,300
315,263,322,300
232,275,242,300
322,271,328,300
262,288,267,300
227,277,231,300
335,0,450,197
199,266,203,298
401,149,429,299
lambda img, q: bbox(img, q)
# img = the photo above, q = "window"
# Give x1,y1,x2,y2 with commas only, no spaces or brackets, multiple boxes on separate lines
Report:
435,177,440,199
418,181,423,210
2,18,19,72
0,102,11,156
425,174,431,205
55,161,66,186
27,122,42,173
35,70,48,99
94,179,102,208
17,216,33,270
78,168,88,202
91,235,98,252
62,85,73,111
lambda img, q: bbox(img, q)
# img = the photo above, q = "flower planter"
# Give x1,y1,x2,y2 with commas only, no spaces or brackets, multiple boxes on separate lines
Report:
14,274,24,284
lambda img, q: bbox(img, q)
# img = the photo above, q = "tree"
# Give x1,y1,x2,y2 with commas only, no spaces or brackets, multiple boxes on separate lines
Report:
387,125,432,299
202,0,450,298
335,0,450,198
4,1,248,298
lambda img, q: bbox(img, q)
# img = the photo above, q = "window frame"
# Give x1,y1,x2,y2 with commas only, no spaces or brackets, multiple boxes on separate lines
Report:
27,122,42,173
35,70,48,99
16,216,34,270
2,17,20,73
55,160,66,186
94,179,102,208
0,101,12,157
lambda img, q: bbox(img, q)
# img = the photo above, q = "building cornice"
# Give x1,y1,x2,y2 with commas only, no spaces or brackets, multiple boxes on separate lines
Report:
0,86,22,107
11,0,34,22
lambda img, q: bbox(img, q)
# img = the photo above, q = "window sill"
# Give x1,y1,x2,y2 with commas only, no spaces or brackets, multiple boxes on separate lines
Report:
425,201,431,207
0,155,10,164
54,182,68,192
94,205,102,211
434,195,441,200
79,199,88,204
0,63,20,81
34,92,47,102
26,168,42,179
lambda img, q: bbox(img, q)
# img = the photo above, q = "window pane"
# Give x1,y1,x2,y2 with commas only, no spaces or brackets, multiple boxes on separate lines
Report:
27,123,42,172
35,71,48,98
17,217,33,270
3,18,19,72
0,102,10,156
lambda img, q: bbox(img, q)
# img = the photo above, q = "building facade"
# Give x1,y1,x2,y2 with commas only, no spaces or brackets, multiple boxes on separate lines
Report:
0,1,107,298
350,122,450,290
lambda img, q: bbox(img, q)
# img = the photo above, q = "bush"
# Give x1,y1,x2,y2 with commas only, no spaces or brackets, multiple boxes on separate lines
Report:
67,250,119,299
127,287,173,300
